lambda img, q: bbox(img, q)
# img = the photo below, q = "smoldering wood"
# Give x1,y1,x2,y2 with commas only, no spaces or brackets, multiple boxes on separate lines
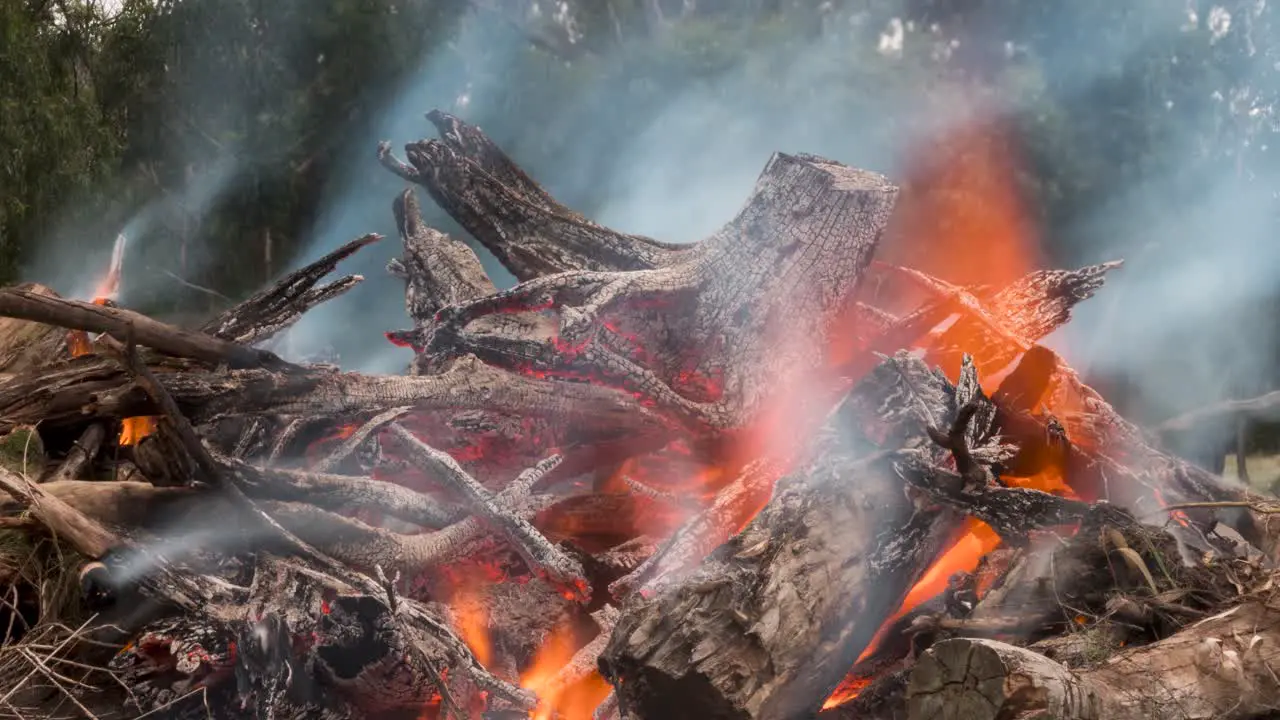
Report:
892,266,1267,540
385,187,551,374
310,406,410,473
420,150,898,433
0,288,284,369
201,232,381,346
386,425,589,595
598,354,997,720
906,602,1280,720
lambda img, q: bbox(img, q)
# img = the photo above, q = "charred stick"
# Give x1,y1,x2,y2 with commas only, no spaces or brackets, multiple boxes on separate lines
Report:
894,453,1117,542
312,406,410,473
265,417,307,465
388,424,589,598
925,400,984,489
231,416,270,460
47,422,106,483
242,274,363,346
0,289,282,369
201,233,381,345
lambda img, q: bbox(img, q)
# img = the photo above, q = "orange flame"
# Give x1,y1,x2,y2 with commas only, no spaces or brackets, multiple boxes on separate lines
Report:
520,624,613,720
118,416,158,447
823,117,1067,708
451,581,492,669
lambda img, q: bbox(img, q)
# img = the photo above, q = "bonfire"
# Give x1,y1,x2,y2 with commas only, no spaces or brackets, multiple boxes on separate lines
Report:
0,109,1275,720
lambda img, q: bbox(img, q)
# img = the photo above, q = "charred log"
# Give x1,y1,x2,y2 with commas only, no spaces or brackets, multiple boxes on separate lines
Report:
906,602,1280,720
597,354,997,720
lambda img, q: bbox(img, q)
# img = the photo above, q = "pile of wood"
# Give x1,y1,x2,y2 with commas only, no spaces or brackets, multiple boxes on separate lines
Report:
0,110,1277,720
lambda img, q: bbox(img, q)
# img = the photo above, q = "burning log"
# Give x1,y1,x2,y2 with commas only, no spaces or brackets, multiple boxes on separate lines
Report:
597,354,1003,720
906,602,1280,720
387,113,897,433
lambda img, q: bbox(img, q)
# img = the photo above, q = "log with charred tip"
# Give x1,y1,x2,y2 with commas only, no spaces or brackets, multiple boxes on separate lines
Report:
201,232,382,345
598,354,993,720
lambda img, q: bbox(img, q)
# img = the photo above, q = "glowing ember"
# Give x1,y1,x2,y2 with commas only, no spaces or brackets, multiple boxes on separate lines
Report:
822,677,871,710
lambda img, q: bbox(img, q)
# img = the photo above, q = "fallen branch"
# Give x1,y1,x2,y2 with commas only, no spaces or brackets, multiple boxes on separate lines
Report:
388,424,588,596
0,289,282,369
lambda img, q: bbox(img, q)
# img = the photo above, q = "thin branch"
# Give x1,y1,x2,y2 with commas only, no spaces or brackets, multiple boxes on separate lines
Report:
312,406,410,473
388,424,588,598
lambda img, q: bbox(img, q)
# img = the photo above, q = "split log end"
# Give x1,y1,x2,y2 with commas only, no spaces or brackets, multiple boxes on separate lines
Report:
906,638,1096,720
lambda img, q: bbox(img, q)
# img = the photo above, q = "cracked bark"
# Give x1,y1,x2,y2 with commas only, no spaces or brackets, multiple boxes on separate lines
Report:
203,233,382,346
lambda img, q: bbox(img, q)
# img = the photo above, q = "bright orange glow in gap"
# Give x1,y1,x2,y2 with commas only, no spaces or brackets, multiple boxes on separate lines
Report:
451,581,493,669
520,624,613,720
